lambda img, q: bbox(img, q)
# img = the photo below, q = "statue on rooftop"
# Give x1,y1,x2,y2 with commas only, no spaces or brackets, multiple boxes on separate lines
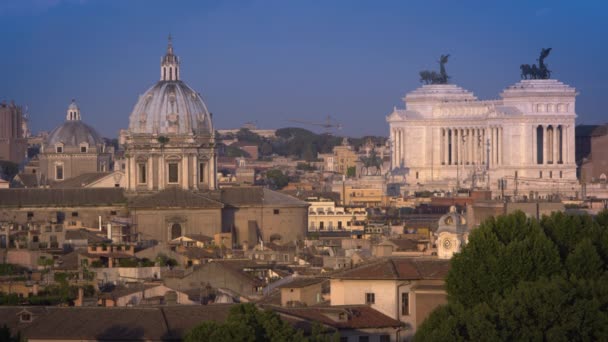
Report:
520,48,552,79
419,54,450,84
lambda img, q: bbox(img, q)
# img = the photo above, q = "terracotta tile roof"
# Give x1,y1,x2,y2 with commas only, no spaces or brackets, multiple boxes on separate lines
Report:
2,305,234,340
330,257,450,280
64,229,109,243
129,188,224,209
51,172,112,188
388,238,419,251
0,188,126,207
269,305,404,329
220,187,309,208
277,277,325,289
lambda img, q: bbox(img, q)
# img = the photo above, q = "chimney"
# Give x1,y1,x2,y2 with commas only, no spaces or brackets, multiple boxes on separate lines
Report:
75,287,84,307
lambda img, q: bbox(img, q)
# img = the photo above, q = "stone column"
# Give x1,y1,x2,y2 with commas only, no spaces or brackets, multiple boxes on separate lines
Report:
192,155,198,190
532,125,537,165
159,154,165,190
454,129,462,165
472,129,477,165
401,128,405,166
147,156,154,190
542,125,547,165
463,128,471,164
441,129,446,165
567,125,573,164
498,127,502,165
127,155,133,190
181,155,189,189
553,126,559,165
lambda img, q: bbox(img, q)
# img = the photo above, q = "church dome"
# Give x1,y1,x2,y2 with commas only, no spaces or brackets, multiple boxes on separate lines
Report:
436,206,467,234
45,100,104,147
127,37,212,135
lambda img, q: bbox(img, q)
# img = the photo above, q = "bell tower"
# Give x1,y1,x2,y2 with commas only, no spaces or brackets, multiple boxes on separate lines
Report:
160,34,180,81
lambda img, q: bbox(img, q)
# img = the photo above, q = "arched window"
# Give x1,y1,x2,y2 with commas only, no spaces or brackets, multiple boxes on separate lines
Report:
169,67,173,80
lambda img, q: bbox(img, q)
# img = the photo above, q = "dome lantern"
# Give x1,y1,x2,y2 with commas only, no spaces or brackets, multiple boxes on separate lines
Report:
161,34,180,81
66,99,81,121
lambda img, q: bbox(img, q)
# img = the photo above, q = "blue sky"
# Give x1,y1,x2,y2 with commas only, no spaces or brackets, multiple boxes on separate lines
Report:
0,0,606,137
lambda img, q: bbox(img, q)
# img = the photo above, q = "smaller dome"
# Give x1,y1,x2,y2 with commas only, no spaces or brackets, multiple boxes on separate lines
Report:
45,100,103,147
436,206,467,234
46,121,104,147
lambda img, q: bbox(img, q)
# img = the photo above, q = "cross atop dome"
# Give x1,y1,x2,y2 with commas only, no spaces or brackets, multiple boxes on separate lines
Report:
66,99,81,121
161,35,180,81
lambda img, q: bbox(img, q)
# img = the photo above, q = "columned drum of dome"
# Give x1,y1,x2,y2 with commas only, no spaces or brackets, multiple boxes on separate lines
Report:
124,37,217,192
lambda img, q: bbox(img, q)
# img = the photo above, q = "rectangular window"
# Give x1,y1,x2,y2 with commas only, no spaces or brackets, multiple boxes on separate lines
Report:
56,146,63,153
338,221,343,229
358,336,369,342
319,222,324,230
27,212,34,219
168,163,179,183
365,292,375,304
273,209,280,215
560,171,563,178
71,212,78,217
80,146,87,153
110,211,117,216
56,165,64,180
549,171,553,179
402,292,410,315
138,163,147,183
539,171,543,179
199,163,205,183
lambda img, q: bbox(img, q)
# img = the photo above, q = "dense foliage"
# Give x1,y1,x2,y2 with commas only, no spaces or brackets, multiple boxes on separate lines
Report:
416,211,608,341
220,127,386,162
0,324,21,342
185,303,339,342
265,169,289,190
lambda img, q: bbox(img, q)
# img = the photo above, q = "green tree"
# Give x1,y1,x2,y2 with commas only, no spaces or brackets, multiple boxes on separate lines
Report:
185,303,310,342
266,169,289,190
416,211,608,341
0,324,21,342
346,166,356,178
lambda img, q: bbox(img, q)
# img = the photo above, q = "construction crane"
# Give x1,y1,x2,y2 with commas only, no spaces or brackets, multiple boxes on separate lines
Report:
288,115,342,134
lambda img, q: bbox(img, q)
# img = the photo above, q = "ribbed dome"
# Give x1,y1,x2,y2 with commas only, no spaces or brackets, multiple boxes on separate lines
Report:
46,120,104,146
128,80,212,135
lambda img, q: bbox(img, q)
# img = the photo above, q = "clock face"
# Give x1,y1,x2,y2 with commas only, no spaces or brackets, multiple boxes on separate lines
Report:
443,239,452,249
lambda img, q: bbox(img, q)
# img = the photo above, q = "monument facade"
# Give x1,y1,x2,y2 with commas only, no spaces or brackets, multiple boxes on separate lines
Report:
387,52,578,198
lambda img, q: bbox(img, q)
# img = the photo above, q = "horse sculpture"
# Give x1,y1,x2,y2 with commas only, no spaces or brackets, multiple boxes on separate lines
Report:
520,48,552,79
360,150,383,176
420,54,450,84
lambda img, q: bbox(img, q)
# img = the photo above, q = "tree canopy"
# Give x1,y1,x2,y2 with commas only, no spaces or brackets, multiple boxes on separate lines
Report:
185,303,338,342
416,211,608,341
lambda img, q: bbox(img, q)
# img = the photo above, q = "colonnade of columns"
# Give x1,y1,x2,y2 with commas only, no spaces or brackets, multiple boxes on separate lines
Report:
391,128,404,167
440,127,502,166
533,124,571,165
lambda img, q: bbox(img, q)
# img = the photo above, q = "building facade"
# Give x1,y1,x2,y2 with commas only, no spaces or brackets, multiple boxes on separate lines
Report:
387,80,579,198
123,37,217,192
0,101,27,164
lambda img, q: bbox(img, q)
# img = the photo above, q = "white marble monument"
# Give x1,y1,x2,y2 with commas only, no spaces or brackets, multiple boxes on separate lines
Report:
387,79,579,198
